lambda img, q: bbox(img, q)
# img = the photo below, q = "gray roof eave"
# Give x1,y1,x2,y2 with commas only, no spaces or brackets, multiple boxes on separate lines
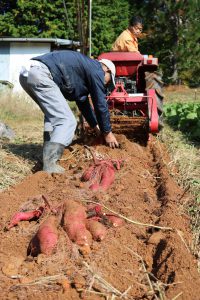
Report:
0,37,80,46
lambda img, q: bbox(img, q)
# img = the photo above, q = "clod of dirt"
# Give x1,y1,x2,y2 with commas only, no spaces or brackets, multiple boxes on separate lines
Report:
78,244,91,256
19,277,35,284
58,278,70,291
2,256,24,277
36,253,46,264
73,274,86,290
148,231,164,245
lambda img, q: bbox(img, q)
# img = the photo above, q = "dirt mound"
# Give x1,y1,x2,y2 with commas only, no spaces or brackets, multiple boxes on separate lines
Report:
0,135,199,300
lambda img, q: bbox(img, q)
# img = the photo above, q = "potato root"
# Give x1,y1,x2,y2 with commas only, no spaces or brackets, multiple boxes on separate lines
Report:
86,219,107,241
65,221,92,246
63,200,92,247
86,204,102,218
82,155,123,191
105,214,124,227
81,165,95,182
7,207,44,230
99,164,115,191
63,200,87,222
89,182,100,191
28,215,59,256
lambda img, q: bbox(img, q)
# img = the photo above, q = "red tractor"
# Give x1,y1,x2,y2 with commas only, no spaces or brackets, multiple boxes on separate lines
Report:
97,52,164,142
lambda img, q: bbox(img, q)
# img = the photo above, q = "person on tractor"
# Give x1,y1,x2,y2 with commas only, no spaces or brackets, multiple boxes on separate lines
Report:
19,50,119,174
112,16,143,52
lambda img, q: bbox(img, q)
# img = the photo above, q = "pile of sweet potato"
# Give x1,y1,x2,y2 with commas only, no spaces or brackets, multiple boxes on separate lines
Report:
81,157,124,191
6,198,124,257
6,150,125,256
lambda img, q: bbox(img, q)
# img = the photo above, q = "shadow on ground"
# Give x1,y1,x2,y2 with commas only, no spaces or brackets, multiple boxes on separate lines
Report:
3,142,43,162
163,120,200,148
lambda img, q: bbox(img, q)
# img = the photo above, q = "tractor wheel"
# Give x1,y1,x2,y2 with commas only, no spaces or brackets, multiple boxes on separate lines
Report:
145,71,164,129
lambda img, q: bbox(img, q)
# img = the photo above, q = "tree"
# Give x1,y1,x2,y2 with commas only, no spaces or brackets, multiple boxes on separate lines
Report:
0,0,77,39
91,0,130,56
0,0,199,86
0,0,131,55
177,0,200,86
128,0,200,85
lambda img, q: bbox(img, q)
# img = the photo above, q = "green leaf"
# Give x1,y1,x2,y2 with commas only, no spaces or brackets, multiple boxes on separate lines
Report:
185,112,197,120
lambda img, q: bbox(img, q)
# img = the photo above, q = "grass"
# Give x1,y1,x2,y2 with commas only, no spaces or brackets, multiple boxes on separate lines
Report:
162,87,200,198
0,150,32,190
0,91,43,190
160,125,200,199
164,85,200,103
0,90,79,191
160,125,200,257
161,87,200,256
0,90,43,121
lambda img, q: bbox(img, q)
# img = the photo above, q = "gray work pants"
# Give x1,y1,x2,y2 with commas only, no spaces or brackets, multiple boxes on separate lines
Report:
19,63,77,146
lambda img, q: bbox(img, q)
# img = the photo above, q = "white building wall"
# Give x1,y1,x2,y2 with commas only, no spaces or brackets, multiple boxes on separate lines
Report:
0,42,10,82
9,42,50,91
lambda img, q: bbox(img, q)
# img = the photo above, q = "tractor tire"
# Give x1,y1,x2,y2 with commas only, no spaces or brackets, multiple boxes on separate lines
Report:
145,71,164,129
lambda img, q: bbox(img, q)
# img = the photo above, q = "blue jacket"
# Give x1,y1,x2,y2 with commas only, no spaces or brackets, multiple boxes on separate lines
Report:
32,50,111,133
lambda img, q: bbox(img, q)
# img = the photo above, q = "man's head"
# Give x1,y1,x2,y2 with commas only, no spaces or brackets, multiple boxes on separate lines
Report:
99,59,116,87
129,16,143,37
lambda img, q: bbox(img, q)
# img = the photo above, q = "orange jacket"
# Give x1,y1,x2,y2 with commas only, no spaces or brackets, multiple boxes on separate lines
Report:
112,29,139,52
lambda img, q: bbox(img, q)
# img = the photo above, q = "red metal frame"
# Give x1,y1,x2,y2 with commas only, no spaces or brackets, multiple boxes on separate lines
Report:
97,52,160,135
106,82,159,133
107,82,147,114
146,89,159,133
98,52,144,78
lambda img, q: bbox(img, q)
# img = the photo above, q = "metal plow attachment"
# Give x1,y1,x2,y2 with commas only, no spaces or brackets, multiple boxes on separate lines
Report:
110,115,149,143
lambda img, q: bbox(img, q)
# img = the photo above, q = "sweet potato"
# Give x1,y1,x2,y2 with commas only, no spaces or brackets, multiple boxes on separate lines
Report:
111,159,124,170
82,147,124,191
105,214,124,227
88,164,102,191
63,200,92,246
89,182,100,191
86,204,102,218
63,200,87,222
82,159,118,191
7,207,44,230
65,220,92,246
86,219,107,241
99,164,115,191
82,162,100,189
81,165,95,182
27,215,59,256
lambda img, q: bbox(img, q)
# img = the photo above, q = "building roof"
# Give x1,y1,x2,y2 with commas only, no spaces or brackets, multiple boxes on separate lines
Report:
0,37,80,46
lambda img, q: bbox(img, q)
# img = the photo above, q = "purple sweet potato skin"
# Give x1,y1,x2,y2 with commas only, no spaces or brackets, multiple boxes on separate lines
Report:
81,165,95,182
84,162,115,191
64,200,87,221
7,208,44,230
28,215,58,256
82,158,123,192
106,215,124,227
89,182,100,191
86,219,107,241
99,165,115,190
63,200,92,246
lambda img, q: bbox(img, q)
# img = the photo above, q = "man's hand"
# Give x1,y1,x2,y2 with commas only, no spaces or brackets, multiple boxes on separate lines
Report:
103,132,119,148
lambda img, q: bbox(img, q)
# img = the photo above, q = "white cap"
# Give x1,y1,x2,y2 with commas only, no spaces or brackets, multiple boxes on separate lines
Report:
99,58,116,87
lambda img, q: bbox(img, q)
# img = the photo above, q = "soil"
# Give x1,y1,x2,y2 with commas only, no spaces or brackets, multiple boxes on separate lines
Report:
0,134,200,300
